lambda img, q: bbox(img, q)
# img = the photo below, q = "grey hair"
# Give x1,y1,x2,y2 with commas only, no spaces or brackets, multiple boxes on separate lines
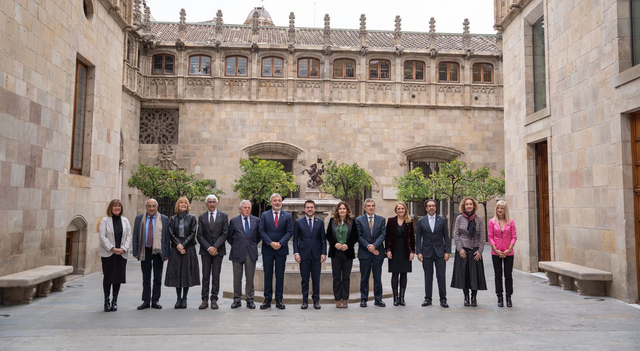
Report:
238,199,252,208
363,198,375,207
146,198,159,206
270,193,283,202
205,194,219,203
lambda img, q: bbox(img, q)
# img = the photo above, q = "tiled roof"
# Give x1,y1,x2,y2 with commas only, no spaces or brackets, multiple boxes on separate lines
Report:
149,23,499,53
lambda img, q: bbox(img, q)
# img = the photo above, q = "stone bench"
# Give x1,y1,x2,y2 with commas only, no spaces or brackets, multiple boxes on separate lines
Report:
538,261,612,296
0,265,73,305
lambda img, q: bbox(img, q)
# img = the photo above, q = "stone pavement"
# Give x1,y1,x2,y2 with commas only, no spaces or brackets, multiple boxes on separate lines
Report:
1,246,640,350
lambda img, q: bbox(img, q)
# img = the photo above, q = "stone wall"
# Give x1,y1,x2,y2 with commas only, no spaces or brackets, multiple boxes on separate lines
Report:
498,0,640,302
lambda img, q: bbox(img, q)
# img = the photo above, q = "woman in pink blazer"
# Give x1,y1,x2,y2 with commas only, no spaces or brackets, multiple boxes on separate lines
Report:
487,200,516,308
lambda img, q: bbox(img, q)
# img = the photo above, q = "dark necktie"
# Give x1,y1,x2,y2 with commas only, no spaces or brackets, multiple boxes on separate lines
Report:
209,212,214,231
308,218,313,232
244,217,250,236
274,212,279,228
146,216,154,247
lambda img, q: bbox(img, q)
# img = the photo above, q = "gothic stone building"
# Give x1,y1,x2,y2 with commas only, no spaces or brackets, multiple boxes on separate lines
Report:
496,0,640,302
0,0,504,279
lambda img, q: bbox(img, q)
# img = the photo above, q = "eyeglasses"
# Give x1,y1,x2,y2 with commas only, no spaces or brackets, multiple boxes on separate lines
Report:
206,201,217,204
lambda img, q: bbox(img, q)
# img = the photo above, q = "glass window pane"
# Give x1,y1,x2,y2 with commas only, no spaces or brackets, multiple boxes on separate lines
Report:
164,56,174,74
262,58,272,76
472,64,482,82
380,61,390,79
334,60,344,78
438,63,447,81
73,64,87,170
449,64,458,81
190,57,200,74
201,56,211,74
153,56,163,74
415,62,424,80
237,57,247,76
273,58,283,76
404,62,413,80
226,57,236,75
299,59,308,77
483,64,492,83
533,17,547,111
369,60,379,79
310,59,320,77
345,60,355,78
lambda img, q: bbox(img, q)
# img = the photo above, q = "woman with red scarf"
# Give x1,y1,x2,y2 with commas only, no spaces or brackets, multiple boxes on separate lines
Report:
450,196,487,307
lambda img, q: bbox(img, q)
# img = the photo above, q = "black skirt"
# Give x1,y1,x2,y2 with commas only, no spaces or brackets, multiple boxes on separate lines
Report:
388,226,412,273
164,244,200,288
450,247,487,291
101,255,127,284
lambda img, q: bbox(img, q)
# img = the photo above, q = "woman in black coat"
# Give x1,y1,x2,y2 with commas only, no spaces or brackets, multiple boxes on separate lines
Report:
326,201,359,308
165,197,200,309
385,202,415,306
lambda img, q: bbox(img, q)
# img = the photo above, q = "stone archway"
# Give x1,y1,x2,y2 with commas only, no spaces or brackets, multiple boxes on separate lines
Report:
65,216,88,274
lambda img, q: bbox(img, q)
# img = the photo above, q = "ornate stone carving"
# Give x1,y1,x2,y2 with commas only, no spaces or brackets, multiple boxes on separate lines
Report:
288,12,295,43
156,145,180,170
394,15,401,40
367,83,393,91
215,9,223,31
437,85,463,94
251,42,259,53
186,78,213,86
359,14,367,36
402,84,428,92
301,158,325,189
223,80,249,87
259,80,285,88
322,44,332,56
133,0,141,26
332,83,358,90
428,17,436,54
139,109,179,144
252,9,260,35
296,81,322,89
323,14,331,44
395,46,404,56
37,280,53,297
471,86,496,94
360,45,369,56
176,39,186,51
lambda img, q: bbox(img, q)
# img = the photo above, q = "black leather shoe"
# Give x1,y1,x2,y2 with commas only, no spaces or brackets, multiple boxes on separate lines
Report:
497,295,504,308
399,289,406,306
422,299,432,307
276,300,286,309
506,296,512,307
174,299,181,309
230,301,241,309
374,300,386,307
260,301,271,309
181,298,188,309
151,302,162,309
392,289,399,306
360,299,367,307
470,292,477,307
313,301,321,310
463,293,470,307
137,302,150,310
440,300,449,308
301,301,308,309
247,301,256,309
104,298,111,312
110,297,118,312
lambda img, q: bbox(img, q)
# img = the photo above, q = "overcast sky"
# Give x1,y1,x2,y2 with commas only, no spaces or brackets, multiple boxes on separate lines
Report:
146,0,497,34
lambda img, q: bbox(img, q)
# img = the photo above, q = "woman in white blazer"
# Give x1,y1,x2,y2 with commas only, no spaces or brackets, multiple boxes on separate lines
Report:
99,199,132,312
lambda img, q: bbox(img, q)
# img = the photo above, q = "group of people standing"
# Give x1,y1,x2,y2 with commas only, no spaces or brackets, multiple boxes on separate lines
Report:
97,194,516,312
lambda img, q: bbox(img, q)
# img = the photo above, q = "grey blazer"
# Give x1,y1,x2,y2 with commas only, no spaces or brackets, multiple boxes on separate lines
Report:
98,216,132,259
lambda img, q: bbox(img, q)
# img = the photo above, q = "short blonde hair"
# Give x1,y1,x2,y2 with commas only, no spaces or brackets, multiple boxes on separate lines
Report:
492,200,511,224
394,202,412,223
174,196,191,214
458,196,478,213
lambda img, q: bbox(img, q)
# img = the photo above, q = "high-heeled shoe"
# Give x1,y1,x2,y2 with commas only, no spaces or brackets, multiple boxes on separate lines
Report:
399,289,406,306
471,291,478,307
110,295,118,312
104,297,111,312
463,292,470,307
497,295,504,308
392,287,399,306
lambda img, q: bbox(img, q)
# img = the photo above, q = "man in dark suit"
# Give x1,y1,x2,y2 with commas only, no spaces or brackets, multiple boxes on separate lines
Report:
259,193,293,310
355,198,386,307
228,200,260,309
132,198,171,310
197,194,229,310
293,200,327,310
416,199,451,308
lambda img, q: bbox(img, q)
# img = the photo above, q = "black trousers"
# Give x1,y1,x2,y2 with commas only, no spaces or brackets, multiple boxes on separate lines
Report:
491,254,514,297
201,254,224,301
331,251,353,300
300,255,321,303
263,252,286,302
359,257,383,301
140,248,164,303
423,255,447,302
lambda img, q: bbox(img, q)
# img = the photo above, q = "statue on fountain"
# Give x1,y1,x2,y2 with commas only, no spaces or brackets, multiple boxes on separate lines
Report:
301,158,325,189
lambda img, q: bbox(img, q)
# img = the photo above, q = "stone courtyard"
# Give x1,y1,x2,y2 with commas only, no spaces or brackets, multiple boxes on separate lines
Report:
1,248,639,350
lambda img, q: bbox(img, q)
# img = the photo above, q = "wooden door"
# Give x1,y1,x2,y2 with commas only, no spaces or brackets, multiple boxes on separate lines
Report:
631,113,640,303
65,232,73,266
536,141,551,265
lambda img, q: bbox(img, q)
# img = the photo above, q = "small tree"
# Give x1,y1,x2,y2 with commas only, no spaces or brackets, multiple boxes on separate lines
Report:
320,161,373,201
232,156,297,214
467,168,505,233
127,163,172,199
395,167,430,206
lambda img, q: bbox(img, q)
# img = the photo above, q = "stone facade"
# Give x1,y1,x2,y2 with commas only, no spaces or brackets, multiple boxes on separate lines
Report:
496,0,640,302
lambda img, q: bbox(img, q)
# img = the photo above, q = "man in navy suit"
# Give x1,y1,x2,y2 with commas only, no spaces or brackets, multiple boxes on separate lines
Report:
293,200,327,310
259,193,293,309
228,200,260,309
355,198,386,307
197,194,229,310
416,199,451,308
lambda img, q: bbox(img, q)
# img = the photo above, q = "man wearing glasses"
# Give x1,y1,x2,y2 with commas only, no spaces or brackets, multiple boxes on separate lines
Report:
197,195,229,309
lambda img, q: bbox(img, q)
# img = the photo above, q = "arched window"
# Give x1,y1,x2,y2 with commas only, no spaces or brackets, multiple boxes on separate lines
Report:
152,54,175,75
369,59,391,80
189,55,211,75
404,60,425,81
333,59,356,79
438,62,459,82
472,63,493,83
298,58,320,78
225,56,248,76
262,57,284,77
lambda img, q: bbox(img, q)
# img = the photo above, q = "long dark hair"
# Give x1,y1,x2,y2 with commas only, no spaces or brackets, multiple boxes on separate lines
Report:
332,201,353,225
